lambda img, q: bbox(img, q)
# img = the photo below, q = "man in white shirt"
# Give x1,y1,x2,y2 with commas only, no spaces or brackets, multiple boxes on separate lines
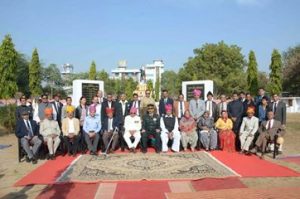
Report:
123,107,142,153
160,104,181,152
62,106,80,156
40,108,61,160
239,107,259,154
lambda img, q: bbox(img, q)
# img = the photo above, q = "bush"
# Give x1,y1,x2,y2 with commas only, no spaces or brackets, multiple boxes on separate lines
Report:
0,104,16,134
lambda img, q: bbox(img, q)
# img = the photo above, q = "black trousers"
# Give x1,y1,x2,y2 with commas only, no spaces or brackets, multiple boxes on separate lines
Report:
63,135,79,154
141,131,161,152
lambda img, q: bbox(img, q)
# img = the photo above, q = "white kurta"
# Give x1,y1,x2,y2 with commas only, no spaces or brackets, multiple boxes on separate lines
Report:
160,116,181,152
239,116,259,151
123,115,142,148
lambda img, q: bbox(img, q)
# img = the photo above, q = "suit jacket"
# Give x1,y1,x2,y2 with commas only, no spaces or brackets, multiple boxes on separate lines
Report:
258,119,285,138
271,101,286,125
159,97,174,115
128,100,141,116
117,100,130,118
217,102,228,117
61,117,80,136
205,100,218,121
173,100,189,118
101,101,117,124
52,101,63,122
15,119,39,138
240,116,259,136
101,117,121,133
189,99,205,120
228,100,244,121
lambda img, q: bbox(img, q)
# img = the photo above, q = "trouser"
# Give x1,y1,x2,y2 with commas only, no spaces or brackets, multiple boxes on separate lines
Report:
63,135,79,154
181,131,198,149
141,131,161,152
102,131,119,151
124,131,141,149
44,136,61,155
161,131,181,152
199,130,218,150
84,133,100,153
21,136,42,159
240,132,255,151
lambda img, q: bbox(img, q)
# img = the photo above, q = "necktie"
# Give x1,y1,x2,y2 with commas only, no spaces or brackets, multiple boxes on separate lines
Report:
268,120,272,130
209,101,212,117
180,102,183,117
274,103,277,114
26,120,33,137
196,102,198,109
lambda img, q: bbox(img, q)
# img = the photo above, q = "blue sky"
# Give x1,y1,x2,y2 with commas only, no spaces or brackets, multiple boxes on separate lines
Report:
0,0,299,73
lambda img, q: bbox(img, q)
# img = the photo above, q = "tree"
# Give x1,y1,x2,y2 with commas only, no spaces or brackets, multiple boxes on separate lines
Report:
16,53,30,96
0,35,18,134
257,71,269,91
89,61,96,80
178,41,246,95
0,34,18,99
268,49,283,95
282,45,300,95
29,48,42,96
125,78,138,100
161,70,181,98
247,51,259,96
41,64,64,97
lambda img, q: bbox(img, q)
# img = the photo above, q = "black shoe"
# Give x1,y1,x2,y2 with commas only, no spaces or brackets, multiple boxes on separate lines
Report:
32,158,37,164
68,152,72,156
47,154,51,160
121,147,125,152
142,150,147,154
50,154,56,160
26,156,31,163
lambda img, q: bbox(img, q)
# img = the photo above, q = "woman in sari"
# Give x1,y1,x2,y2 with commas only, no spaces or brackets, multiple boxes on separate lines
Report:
180,110,198,152
215,110,235,152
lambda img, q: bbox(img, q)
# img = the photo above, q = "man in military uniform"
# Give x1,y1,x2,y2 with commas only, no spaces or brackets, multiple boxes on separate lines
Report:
141,104,161,153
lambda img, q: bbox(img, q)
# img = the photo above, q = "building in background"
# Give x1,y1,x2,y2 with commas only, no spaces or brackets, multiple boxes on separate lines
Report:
111,60,141,82
61,63,74,95
143,59,164,87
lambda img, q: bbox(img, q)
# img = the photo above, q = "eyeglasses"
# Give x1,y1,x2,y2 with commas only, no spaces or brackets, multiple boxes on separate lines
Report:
146,93,150,95
148,108,154,110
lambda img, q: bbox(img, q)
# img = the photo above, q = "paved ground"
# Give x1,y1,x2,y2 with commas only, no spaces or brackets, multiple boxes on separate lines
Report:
0,113,299,199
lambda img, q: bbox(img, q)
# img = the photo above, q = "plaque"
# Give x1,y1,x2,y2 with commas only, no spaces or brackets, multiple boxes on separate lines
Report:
82,83,99,105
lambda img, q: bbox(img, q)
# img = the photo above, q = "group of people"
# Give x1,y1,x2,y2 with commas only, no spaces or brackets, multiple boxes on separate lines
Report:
15,87,287,164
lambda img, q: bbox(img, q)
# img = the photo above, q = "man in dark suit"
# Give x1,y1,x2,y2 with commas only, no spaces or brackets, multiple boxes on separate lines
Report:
254,88,269,106
116,93,130,151
228,92,244,150
101,94,117,125
251,111,285,158
15,111,42,164
205,91,218,121
271,94,287,126
159,89,174,116
52,93,63,128
102,108,121,153
128,93,141,117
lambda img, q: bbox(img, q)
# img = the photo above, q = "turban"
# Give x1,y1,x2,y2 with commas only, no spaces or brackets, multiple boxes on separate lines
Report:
44,107,53,115
66,105,75,113
130,107,137,114
193,89,201,97
165,104,173,112
106,107,114,114
246,106,255,114
89,105,96,113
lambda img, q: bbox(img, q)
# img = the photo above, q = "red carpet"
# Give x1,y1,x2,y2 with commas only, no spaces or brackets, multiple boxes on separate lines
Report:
210,151,300,177
36,183,99,199
191,177,247,191
114,181,171,199
36,179,247,199
279,156,300,166
14,155,77,186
